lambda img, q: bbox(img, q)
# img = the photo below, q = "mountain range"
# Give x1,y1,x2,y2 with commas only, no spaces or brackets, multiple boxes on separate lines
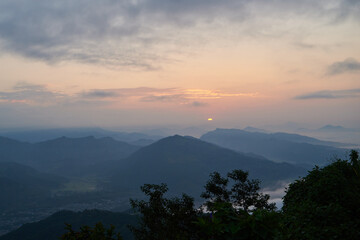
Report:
0,136,139,177
200,129,347,166
111,135,307,196
0,128,352,237
0,162,65,211
0,127,162,145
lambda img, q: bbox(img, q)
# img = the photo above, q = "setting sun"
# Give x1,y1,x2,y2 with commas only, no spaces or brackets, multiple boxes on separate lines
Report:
208,118,213,121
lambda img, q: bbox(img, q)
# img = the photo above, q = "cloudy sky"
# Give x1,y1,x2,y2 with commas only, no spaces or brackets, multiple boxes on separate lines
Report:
0,0,359,129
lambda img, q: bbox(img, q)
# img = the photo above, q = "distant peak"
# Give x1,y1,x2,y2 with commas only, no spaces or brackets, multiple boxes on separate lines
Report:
321,125,343,129
318,125,348,131
243,126,268,133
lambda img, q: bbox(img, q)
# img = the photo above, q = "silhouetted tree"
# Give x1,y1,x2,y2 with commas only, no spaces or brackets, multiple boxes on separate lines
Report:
281,150,360,240
129,183,198,240
197,170,278,239
200,171,230,210
201,170,275,212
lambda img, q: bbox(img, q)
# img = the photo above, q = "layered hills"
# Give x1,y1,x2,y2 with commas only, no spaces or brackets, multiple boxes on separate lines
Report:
0,130,350,238
0,128,162,145
200,129,347,166
0,136,139,176
112,135,307,196
0,162,65,211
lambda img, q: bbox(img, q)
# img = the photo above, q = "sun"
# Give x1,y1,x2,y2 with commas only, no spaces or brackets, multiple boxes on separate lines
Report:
207,118,213,121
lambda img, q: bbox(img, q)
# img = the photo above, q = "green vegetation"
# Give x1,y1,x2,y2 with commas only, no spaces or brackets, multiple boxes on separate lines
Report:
281,149,360,239
127,169,278,240
196,203,281,240
129,184,198,240
201,170,276,212
196,170,279,240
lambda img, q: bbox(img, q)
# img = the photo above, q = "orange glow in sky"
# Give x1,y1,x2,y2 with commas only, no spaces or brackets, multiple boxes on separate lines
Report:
0,1,359,128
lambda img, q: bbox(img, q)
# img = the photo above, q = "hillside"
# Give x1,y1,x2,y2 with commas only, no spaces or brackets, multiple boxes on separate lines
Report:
0,162,66,211
201,129,347,165
0,136,139,177
111,135,306,196
0,209,137,240
0,137,32,163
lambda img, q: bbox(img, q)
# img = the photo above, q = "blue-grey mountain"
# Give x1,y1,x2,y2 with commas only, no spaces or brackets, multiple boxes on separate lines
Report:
200,129,347,166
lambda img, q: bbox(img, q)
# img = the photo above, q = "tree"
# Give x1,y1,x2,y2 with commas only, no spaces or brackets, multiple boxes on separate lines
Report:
60,222,123,240
228,169,275,212
129,170,277,240
200,171,230,210
195,202,281,240
281,151,360,240
129,183,199,240
350,149,359,177
196,170,278,239
201,170,275,212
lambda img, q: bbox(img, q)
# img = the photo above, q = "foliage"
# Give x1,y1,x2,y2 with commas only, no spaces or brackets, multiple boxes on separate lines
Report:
129,183,199,240
129,169,276,239
195,202,281,240
197,170,278,239
200,172,230,208
201,169,276,212
281,151,360,240
60,222,123,240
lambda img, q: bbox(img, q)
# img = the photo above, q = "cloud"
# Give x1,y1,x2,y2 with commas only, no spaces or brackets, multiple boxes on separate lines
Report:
141,94,185,103
81,90,121,98
13,82,46,91
327,58,360,75
0,83,255,107
0,0,359,70
295,88,360,100
294,42,316,49
138,88,256,104
190,101,208,107
0,82,65,105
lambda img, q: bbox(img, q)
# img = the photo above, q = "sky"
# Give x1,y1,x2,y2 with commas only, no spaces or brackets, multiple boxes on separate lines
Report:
0,0,359,130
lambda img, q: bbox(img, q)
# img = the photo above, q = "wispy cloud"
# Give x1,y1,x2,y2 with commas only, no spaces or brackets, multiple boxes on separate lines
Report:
0,0,359,70
294,88,360,100
81,90,122,98
327,58,360,75
190,101,208,107
0,82,65,105
138,88,257,104
0,83,256,107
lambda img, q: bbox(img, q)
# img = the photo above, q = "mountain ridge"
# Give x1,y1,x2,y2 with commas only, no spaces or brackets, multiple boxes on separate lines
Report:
200,128,347,165
111,135,307,196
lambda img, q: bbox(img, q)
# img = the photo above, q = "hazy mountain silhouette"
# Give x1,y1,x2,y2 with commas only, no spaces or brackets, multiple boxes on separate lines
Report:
317,125,358,132
0,137,34,162
111,135,306,196
268,132,344,147
129,138,156,146
0,209,137,240
243,126,268,133
200,129,347,165
0,162,66,211
0,136,139,176
0,127,163,144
